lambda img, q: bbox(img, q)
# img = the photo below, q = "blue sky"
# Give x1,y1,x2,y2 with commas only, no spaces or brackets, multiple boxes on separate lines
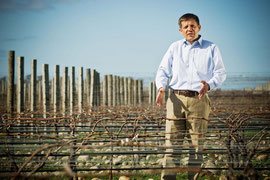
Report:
0,0,270,83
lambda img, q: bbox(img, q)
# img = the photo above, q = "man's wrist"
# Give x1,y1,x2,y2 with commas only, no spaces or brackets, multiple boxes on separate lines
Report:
158,87,165,93
201,80,210,91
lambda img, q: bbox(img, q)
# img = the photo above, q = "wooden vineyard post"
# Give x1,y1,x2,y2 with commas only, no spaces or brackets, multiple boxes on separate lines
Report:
7,51,15,115
90,69,95,107
54,65,60,116
42,64,49,118
124,77,128,105
0,77,7,106
153,82,157,104
70,66,75,115
120,77,124,105
128,78,133,105
96,71,100,106
78,67,84,113
149,82,153,104
138,80,143,104
133,80,138,105
86,68,91,107
62,67,68,115
103,75,108,106
112,75,117,106
116,76,120,105
17,56,24,115
108,75,113,106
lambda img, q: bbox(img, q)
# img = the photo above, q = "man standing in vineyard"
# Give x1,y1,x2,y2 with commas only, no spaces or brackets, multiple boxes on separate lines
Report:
155,13,226,180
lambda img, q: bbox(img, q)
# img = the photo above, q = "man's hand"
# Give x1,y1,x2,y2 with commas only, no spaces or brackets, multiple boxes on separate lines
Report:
156,87,165,107
198,80,210,99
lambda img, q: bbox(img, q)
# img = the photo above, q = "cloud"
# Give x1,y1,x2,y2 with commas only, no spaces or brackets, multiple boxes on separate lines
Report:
2,36,37,42
0,0,77,11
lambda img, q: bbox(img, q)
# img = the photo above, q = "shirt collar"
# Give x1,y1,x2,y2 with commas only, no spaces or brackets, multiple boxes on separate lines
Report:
184,35,202,46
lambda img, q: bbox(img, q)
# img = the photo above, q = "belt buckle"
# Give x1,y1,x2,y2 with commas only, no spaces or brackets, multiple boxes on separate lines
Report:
182,91,188,96
186,91,195,97
174,90,197,97
185,91,192,97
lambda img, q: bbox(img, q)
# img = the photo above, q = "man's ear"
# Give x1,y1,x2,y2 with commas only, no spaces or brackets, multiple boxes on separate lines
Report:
198,25,201,31
179,28,184,35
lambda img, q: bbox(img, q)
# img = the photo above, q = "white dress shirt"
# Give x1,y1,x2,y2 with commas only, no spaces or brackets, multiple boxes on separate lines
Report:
155,36,226,92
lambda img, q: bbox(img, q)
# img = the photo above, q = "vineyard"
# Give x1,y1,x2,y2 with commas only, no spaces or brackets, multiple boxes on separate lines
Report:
0,51,269,179
0,91,270,179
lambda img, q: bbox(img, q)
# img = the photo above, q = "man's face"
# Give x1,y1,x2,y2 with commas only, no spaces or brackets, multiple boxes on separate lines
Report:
179,19,201,44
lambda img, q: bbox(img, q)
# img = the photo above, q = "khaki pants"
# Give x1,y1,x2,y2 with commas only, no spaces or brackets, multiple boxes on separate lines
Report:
161,93,211,180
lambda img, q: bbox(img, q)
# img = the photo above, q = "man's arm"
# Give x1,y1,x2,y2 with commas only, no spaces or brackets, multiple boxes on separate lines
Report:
155,44,174,106
206,45,226,91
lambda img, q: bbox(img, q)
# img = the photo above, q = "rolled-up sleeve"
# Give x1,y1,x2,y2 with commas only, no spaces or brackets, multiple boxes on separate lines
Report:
207,45,226,90
155,45,173,90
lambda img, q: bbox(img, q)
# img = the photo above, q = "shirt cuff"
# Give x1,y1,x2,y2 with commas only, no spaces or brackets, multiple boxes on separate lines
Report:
207,79,216,91
155,81,165,91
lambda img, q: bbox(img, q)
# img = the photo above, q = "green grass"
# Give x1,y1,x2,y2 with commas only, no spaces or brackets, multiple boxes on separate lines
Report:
77,173,220,180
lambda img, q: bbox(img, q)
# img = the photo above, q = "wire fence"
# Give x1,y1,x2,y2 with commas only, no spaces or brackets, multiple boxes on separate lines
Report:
0,92,270,179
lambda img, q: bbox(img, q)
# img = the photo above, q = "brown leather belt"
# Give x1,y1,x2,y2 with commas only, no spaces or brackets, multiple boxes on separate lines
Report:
173,90,199,97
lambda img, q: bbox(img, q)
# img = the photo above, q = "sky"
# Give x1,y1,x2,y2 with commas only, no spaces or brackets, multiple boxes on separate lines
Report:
0,0,270,89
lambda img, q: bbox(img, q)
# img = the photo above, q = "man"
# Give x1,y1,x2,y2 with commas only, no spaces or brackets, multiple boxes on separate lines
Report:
155,13,226,180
